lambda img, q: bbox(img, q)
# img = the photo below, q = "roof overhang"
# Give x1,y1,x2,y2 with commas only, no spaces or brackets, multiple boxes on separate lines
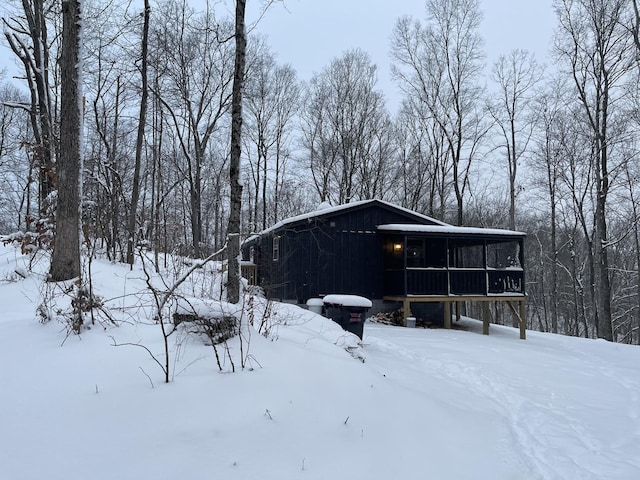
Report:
378,224,526,239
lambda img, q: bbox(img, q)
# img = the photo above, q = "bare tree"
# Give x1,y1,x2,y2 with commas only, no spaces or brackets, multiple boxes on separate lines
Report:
554,0,634,340
528,78,593,336
87,73,127,261
226,0,247,304
301,48,389,205
244,47,299,231
391,0,488,225
356,112,396,201
622,160,640,344
3,0,56,219
632,0,640,54
49,0,81,282
126,0,151,266
79,0,147,262
150,2,234,258
0,82,32,232
532,86,564,334
393,98,452,219
489,49,543,230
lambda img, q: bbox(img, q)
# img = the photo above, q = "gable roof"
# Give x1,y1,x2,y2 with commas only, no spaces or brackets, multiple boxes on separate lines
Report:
248,199,448,239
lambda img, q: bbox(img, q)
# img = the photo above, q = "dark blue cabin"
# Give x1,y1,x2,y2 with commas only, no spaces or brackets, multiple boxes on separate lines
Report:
242,200,527,337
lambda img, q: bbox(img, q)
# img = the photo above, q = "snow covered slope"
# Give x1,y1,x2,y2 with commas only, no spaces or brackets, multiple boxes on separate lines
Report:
0,245,638,480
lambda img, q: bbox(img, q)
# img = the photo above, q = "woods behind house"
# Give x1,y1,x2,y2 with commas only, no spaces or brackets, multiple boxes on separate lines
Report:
1,0,640,343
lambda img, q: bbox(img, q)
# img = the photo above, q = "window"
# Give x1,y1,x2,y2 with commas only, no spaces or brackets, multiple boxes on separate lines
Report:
487,241,521,269
405,238,447,268
273,236,280,262
449,240,484,268
424,238,447,267
406,238,424,267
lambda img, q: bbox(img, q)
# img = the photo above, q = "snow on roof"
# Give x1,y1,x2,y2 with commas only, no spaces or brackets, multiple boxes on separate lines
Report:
247,199,448,239
378,224,526,237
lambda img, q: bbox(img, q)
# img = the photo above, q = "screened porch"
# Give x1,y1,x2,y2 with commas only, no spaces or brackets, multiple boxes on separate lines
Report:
379,224,525,298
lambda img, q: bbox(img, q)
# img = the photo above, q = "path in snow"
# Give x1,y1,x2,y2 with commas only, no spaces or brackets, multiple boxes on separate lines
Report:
363,320,640,480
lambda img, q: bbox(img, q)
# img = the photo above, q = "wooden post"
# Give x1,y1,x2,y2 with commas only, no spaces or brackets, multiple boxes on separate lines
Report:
444,302,451,329
456,301,462,322
506,300,527,340
403,299,412,323
482,301,490,335
519,300,526,340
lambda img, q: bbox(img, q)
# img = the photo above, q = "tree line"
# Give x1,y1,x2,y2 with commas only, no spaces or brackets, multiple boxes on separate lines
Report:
1,0,640,343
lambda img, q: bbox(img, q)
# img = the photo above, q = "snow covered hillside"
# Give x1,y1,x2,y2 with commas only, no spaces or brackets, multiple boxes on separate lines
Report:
0,244,639,480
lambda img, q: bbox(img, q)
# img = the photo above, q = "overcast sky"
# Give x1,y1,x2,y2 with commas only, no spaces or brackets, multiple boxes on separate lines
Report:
241,0,556,112
0,0,556,112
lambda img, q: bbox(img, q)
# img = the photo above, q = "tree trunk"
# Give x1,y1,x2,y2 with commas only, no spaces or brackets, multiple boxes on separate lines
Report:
49,0,81,282
550,183,558,334
4,0,55,217
633,0,640,53
595,194,613,340
226,0,246,304
546,125,559,334
261,143,268,230
126,0,150,266
627,166,640,344
634,216,640,344
190,161,203,257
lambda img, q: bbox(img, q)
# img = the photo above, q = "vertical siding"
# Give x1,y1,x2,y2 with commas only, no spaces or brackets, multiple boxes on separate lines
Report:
252,202,437,302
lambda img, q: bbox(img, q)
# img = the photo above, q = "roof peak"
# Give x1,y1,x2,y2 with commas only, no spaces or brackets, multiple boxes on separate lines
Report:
248,199,449,238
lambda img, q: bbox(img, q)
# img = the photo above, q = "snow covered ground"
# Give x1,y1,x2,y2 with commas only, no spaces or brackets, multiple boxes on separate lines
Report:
1,244,639,480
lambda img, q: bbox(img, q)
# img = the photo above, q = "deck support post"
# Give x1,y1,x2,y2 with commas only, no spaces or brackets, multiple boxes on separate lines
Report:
403,299,412,324
443,302,451,329
382,295,526,339
506,300,527,340
482,301,490,335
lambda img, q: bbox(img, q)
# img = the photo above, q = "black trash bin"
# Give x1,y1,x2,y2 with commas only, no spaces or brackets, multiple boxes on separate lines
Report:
322,294,372,339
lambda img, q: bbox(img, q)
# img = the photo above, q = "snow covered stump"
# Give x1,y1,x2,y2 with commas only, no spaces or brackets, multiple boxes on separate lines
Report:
173,313,237,345
322,294,372,340
173,298,242,345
